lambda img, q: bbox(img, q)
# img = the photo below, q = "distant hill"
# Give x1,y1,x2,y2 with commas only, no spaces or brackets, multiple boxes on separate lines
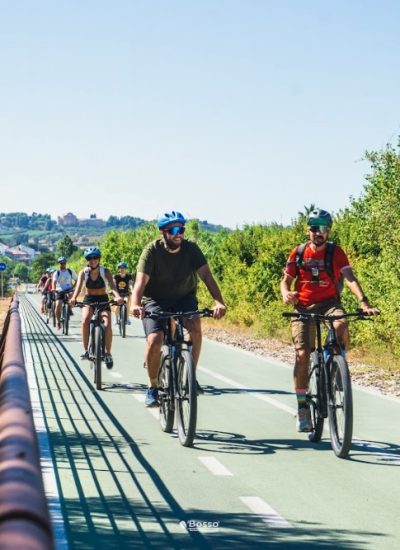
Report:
0,211,227,250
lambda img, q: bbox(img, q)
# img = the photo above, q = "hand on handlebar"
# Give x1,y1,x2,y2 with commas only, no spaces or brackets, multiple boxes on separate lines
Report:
359,303,380,316
212,301,227,320
70,297,77,307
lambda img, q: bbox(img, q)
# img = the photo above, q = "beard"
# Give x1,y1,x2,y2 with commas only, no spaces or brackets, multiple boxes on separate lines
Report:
164,236,181,250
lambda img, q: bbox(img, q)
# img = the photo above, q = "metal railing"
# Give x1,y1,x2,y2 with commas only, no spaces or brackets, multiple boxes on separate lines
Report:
0,296,54,549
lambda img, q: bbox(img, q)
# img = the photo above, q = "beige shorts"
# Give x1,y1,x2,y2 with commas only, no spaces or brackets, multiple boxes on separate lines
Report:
291,299,347,351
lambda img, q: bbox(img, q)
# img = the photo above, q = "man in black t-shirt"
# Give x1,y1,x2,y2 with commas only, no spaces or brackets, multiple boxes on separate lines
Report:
131,211,226,407
113,262,133,325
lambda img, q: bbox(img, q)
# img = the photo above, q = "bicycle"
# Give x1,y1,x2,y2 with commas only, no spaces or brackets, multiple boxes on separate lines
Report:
283,310,373,458
55,290,73,335
117,297,129,338
76,300,116,390
145,308,214,447
45,291,56,327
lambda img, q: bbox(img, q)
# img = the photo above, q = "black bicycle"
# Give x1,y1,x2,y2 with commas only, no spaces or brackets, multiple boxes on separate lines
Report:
45,291,56,327
76,301,115,390
118,297,129,338
283,310,373,458
145,308,214,447
59,291,73,335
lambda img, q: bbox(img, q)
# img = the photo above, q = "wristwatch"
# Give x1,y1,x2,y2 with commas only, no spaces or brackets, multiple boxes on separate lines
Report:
360,296,369,303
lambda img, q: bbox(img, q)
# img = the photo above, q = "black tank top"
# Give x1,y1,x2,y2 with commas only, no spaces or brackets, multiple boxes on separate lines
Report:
86,269,106,290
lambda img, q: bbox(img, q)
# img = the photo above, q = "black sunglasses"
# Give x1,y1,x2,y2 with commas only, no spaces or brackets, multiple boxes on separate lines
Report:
87,255,100,260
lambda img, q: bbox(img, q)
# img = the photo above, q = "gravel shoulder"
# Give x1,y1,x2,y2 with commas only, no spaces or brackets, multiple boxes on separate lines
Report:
202,324,400,399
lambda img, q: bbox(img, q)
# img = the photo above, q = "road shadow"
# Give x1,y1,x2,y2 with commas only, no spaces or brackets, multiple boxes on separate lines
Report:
201,385,293,397
193,430,332,455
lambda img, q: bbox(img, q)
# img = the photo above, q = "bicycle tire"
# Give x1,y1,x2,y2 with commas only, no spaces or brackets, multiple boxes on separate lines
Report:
94,326,102,390
120,304,127,338
328,354,353,458
64,303,70,335
175,349,197,447
307,352,324,442
52,302,56,328
158,347,174,432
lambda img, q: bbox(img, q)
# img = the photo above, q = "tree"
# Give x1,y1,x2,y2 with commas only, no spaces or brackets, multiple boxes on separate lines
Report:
31,253,57,281
55,234,78,258
14,263,30,282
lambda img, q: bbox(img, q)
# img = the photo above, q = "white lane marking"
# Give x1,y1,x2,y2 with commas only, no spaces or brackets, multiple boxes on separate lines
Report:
240,496,292,529
21,316,69,549
198,366,297,415
198,456,233,476
133,393,159,419
109,371,123,379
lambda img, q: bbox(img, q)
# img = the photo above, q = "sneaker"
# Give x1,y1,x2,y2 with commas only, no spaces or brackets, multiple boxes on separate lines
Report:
104,353,114,369
296,407,312,433
80,351,90,360
196,380,204,395
145,387,159,407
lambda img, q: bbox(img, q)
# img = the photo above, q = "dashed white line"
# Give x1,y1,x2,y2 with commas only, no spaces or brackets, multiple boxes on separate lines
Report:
109,371,123,379
198,366,297,415
198,456,233,476
240,496,292,529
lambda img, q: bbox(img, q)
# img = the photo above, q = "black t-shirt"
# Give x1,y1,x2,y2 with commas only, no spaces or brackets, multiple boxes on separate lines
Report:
136,239,207,302
114,273,133,295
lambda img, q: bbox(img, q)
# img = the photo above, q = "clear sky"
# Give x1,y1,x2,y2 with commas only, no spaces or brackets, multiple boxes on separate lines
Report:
1,1,399,228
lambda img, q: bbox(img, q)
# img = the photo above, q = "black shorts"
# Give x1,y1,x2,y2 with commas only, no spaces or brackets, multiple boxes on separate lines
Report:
83,294,111,312
142,296,198,336
55,289,73,301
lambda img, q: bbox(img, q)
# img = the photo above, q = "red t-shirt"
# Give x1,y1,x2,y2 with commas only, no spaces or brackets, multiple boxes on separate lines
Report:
285,242,350,307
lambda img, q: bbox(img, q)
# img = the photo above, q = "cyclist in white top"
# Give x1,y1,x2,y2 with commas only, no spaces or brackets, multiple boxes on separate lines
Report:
52,256,77,329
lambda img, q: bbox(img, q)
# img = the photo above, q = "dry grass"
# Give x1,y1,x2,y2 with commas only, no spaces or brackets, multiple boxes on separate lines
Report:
0,297,11,334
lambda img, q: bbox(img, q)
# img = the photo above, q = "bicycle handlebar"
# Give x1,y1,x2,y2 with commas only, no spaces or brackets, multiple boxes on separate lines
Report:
282,309,376,322
144,308,214,320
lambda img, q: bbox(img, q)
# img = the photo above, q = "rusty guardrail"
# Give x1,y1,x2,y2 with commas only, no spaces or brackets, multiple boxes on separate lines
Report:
0,296,54,549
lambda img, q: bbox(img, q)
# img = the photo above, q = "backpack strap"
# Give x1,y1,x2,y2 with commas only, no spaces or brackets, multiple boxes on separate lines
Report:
295,242,307,275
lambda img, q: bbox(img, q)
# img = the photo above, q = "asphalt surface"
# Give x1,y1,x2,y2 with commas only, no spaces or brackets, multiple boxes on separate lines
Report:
19,292,400,549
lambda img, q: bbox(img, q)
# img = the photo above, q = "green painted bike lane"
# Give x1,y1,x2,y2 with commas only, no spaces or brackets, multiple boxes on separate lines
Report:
20,293,400,549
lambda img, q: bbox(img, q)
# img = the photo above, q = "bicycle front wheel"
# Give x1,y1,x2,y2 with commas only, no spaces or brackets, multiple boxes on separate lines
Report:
64,303,70,335
94,326,102,390
52,303,56,327
175,349,197,447
120,304,127,338
328,355,353,458
307,352,324,443
158,348,174,432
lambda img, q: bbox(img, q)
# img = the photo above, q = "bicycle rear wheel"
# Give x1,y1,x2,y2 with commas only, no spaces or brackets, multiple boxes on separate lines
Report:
120,304,127,338
307,352,324,443
328,355,353,458
94,326,102,390
52,302,56,327
175,349,197,447
158,347,174,432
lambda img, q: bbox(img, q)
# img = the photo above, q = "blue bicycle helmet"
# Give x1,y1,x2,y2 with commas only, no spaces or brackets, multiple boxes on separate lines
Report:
118,262,128,268
84,247,101,259
58,256,67,263
307,208,333,228
157,211,186,229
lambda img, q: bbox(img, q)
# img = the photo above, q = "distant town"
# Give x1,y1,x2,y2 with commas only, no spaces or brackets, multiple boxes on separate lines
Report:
0,211,224,266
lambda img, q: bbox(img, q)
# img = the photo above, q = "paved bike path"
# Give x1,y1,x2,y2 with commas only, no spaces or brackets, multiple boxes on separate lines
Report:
20,293,400,549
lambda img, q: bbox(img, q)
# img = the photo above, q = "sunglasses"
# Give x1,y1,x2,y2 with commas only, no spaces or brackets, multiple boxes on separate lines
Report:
87,255,100,260
309,225,330,233
166,226,185,236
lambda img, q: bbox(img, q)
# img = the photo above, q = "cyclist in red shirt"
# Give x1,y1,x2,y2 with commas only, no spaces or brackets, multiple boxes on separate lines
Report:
280,208,379,432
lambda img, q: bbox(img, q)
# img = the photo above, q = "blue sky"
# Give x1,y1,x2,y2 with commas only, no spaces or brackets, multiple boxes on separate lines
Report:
0,1,399,228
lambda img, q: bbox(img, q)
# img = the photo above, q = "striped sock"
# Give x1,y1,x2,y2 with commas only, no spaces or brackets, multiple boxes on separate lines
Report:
296,389,307,410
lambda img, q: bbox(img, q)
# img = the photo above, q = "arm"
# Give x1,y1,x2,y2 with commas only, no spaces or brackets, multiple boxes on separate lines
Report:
341,267,380,314
131,272,150,319
70,271,84,306
280,272,299,306
105,269,123,304
197,264,226,319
